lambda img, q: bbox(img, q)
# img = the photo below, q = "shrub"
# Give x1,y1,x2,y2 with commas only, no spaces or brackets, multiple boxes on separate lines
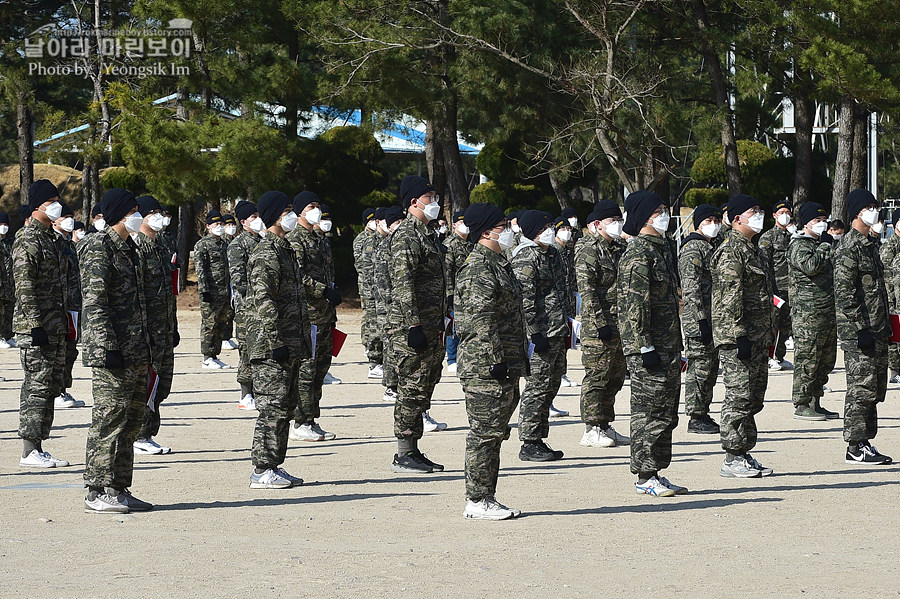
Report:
685,187,729,208
100,167,146,194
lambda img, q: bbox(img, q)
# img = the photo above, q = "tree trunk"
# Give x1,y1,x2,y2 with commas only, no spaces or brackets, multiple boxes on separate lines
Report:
425,120,447,206
178,202,195,290
791,91,813,206
82,163,94,221
436,95,469,213
548,172,573,210
850,105,868,190
832,96,856,222
16,91,34,207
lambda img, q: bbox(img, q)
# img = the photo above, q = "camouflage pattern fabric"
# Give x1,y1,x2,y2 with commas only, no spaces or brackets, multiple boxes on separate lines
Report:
228,230,260,387
194,233,232,356
679,234,718,417
287,225,336,326
373,231,398,389
718,346,767,453
0,233,16,338
759,225,793,361
518,337,567,441
879,232,900,375
463,376,520,501
626,352,681,473
354,227,382,365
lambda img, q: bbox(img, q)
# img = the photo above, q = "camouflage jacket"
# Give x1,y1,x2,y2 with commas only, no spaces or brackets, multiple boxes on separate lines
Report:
758,225,792,300
372,231,394,331
575,233,624,337
787,234,834,314
710,228,775,347
616,233,682,356
353,228,377,308
319,231,335,283
227,230,260,312
444,232,472,301
13,218,67,338
834,227,890,340
56,233,81,313
879,232,900,311
678,233,714,339
80,228,151,367
135,231,177,349
193,234,230,300
288,225,336,326
246,231,312,360
554,240,577,318
456,243,527,377
0,234,14,301
387,214,447,337
511,239,568,338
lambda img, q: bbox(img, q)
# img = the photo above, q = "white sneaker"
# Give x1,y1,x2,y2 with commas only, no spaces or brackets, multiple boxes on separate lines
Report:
289,422,324,442
0,338,10,349
42,451,70,467
634,476,676,497
603,425,630,445
447,362,458,375
580,426,615,448
561,374,580,387
133,438,169,455
238,394,256,410
767,358,782,371
423,411,447,432
383,388,398,402
890,375,900,385
19,449,55,468
323,372,342,384
463,497,516,520
779,359,793,370
310,422,336,440
55,393,77,408
367,364,384,379
221,339,238,351
657,475,688,495
784,336,794,350
249,468,292,489
549,404,569,418
202,357,229,369
720,455,762,478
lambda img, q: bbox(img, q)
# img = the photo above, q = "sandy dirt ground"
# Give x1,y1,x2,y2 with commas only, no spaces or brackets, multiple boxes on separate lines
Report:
1,308,898,598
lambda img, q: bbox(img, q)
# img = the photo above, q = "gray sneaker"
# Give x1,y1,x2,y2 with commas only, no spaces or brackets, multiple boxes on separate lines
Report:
720,456,762,478
744,453,773,476
276,468,304,486
115,489,153,512
310,422,336,441
249,468,292,489
84,490,129,514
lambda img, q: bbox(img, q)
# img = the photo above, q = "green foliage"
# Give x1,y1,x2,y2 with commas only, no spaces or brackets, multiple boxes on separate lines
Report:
320,126,384,164
469,181,506,206
685,187,729,208
690,139,793,209
100,167,147,195
360,189,395,208
476,140,525,185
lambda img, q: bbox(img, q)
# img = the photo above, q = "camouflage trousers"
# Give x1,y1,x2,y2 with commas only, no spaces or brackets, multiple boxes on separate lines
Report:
361,300,383,365
199,299,234,358
294,324,333,424
463,375,520,501
889,343,900,377
251,356,300,469
683,337,719,417
519,336,567,442
791,317,836,407
64,337,78,389
626,351,680,474
843,338,887,444
234,306,253,388
18,335,66,441
773,303,793,362
140,345,174,440
0,297,12,339
719,344,768,454
393,330,443,440
84,365,148,490
580,335,626,426
381,330,400,390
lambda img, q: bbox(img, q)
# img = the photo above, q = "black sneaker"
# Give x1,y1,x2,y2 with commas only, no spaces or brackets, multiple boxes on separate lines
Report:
813,402,840,420
391,451,433,474
415,451,444,472
519,441,563,462
687,414,720,434
845,442,893,465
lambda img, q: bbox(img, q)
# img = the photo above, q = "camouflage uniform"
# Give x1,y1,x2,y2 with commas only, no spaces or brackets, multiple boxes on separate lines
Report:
387,214,446,440
759,225,793,361
834,228,890,443
575,233,626,427
710,229,776,455
555,239,578,319
135,231,178,439
678,233,719,418
353,227,382,366
81,228,151,491
878,232,900,377
617,234,682,474
787,234,836,408
287,225,336,424
457,244,527,501
193,233,233,358
57,234,81,390
0,236,14,339
373,230,399,390
247,231,312,469
13,218,67,442
227,230,260,390
444,232,472,364
512,240,568,442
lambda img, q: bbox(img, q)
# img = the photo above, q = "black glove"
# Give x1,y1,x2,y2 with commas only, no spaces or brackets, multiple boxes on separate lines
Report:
818,231,834,244
857,327,875,351
641,349,661,369
30,327,49,347
736,335,752,360
201,291,213,303
596,325,613,341
173,330,180,347
489,362,508,380
524,358,532,377
699,319,713,345
272,345,290,362
407,325,428,352
324,287,342,308
531,333,550,354
104,350,125,369
446,295,453,311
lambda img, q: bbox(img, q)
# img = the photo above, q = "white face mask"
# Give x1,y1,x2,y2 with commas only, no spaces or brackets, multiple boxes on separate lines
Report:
776,213,792,226
366,220,377,231
538,228,556,246
511,223,521,233
124,212,144,234
58,217,75,233
280,211,298,232
872,221,884,235
457,223,469,235
497,228,515,250
419,200,441,221
604,221,623,238
73,230,84,242
44,201,62,221
304,207,322,225
249,216,267,236
438,225,447,235
700,223,721,239
747,212,765,233
147,213,166,232
319,220,333,233
651,212,670,235
787,224,798,235
567,217,578,228
0,225,8,234
810,221,828,236
95,218,106,231
861,208,880,226
224,224,237,236
832,233,842,240
162,215,172,227
557,229,572,243
210,224,225,237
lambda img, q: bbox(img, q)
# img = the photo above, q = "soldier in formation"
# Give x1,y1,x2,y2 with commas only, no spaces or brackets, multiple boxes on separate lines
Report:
228,200,263,410
194,210,233,369
0,212,14,349
443,210,471,376
759,200,795,371
353,208,383,380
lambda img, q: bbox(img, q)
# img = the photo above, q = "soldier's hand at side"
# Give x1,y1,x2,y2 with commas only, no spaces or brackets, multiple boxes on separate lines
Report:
104,350,125,369
324,287,343,308
272,345,290,362
857,327,875,350
699,319,713,345
489,362,508,380
407,325,428,352
596,325,613,341
201,291,213,303
641,349,661,369
531,333,550,354
173,330,180,347
30,327,49,347
736,335,752,360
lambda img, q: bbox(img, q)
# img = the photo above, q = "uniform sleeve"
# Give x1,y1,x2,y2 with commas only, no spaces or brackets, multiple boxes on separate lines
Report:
678,245,706,338
226,240,247,297
12,236,43,331
758,232,780,295
457,261,505,365
575,240,605,330
194,239,210,294
513,252,540,337
618,251,653,351
713,246,747,342
248,252,283,352
388,231,422,329
80,239,117,352
788,240,831,277
291,235,326,299
834,244,863,334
